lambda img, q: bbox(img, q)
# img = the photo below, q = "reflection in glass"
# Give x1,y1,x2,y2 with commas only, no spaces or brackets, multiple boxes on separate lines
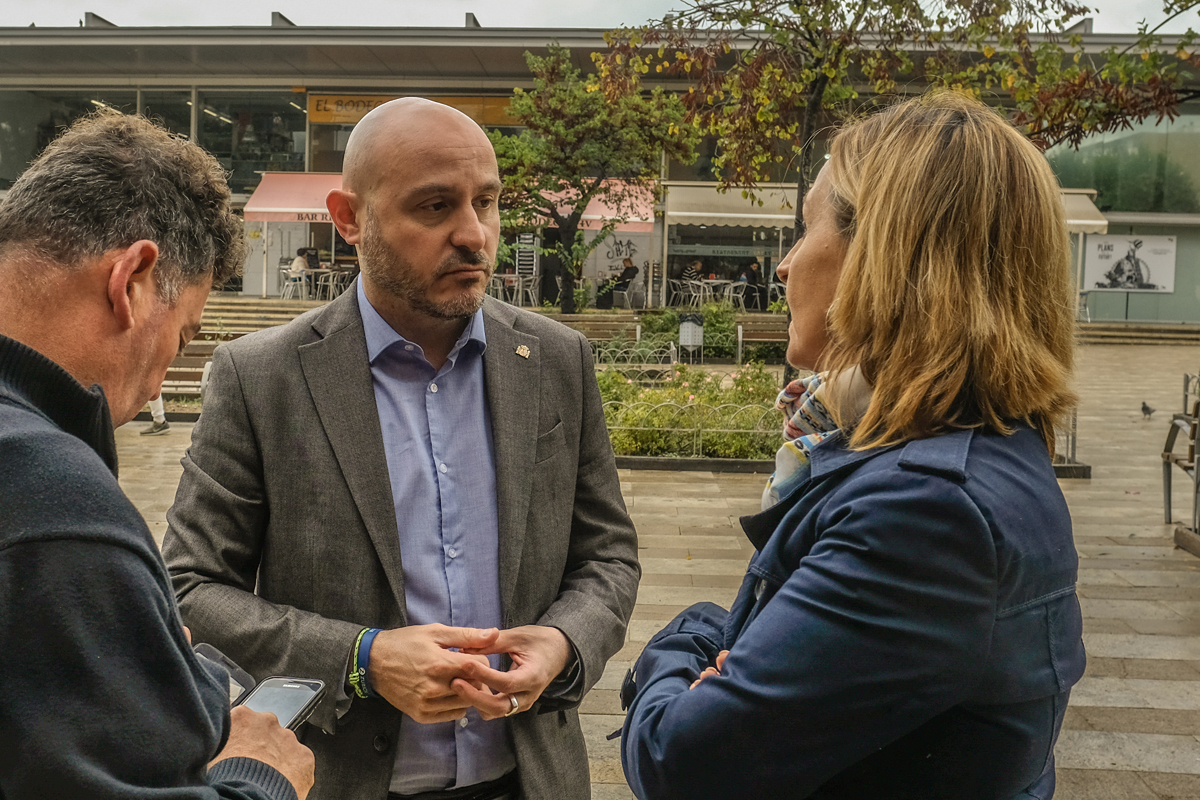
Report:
141,91,191,138
0,90,135,188
198,91,306,194
1048,103,1200,214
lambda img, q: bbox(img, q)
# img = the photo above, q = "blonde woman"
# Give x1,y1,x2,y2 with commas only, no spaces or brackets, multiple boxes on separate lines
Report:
620,92,1085,800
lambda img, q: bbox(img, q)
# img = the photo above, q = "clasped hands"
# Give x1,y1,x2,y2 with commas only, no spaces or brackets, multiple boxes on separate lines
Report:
367,623,572,724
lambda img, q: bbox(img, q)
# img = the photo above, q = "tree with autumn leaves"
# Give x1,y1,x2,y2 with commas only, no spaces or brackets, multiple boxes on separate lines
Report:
490,46,699,312
600,0,1200,237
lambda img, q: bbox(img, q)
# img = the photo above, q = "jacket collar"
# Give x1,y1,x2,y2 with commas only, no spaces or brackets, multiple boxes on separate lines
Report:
740,434,900,551
0,333,118,476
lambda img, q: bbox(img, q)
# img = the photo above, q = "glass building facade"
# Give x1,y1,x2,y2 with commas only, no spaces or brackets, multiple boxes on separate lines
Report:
1048,102,1200,215
0,90,135,188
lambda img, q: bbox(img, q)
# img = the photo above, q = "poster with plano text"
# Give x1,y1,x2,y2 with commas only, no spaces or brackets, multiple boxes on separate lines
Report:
1084,235,1176,293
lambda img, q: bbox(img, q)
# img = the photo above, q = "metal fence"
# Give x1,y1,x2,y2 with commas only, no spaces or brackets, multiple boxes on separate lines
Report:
593,345,1083,467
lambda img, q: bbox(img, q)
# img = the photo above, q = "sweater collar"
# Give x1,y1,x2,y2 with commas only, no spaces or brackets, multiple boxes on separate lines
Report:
0,333,119,476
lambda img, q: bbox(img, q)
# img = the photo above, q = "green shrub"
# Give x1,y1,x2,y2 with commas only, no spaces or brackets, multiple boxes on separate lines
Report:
744,342,788,363
600,361,784,459
639,308,680,339
574,283,592,311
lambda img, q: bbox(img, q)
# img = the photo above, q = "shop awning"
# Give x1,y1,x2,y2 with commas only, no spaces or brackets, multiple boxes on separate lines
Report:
579,192,654,233
542,183,654,233
1062,190,1108,234
664,183,799,229
243,172,343,223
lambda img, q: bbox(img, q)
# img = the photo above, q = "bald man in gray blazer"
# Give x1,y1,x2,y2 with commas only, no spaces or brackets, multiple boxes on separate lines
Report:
163,99,639,800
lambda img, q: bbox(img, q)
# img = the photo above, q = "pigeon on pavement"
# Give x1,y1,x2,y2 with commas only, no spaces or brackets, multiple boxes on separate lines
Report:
1142,401,1156,419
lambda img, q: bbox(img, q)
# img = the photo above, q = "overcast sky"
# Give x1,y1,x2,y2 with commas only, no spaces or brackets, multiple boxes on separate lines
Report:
0,0,1193,35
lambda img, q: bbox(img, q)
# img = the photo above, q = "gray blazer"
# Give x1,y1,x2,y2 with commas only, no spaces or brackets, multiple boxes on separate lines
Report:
163,292,640,800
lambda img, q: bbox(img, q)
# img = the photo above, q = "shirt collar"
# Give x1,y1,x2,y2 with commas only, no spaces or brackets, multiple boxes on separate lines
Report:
356,275,487,364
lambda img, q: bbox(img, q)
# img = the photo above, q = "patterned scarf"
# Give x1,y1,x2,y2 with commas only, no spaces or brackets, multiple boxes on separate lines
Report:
762,368,873,510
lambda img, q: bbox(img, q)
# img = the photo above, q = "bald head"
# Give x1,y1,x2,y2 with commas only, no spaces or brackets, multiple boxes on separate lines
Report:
342,98,494,198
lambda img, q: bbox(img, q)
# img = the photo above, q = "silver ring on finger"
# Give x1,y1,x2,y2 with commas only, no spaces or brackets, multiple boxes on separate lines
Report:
504,694,520,717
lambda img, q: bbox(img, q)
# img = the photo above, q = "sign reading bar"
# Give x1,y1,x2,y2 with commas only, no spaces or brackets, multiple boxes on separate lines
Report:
308,95,517,126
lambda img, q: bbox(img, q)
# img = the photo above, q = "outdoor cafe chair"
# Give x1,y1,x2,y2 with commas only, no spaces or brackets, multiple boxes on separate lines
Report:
728,282,749,311
279,267,304,300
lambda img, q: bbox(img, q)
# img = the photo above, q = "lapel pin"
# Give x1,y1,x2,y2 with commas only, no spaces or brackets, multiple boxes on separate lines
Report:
515,345,531,359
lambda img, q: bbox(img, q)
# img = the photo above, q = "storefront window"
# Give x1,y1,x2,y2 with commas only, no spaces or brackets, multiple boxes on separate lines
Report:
140,91,191,138
667,224,794,278
309,124,353,173
0,90,135,188
1048,103,1200,214
197,91,306,194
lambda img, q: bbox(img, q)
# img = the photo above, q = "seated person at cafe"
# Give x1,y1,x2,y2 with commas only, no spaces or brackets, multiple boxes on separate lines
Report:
289,248,307,278
682,260,703,282
738,259,766,310
615,258,639,291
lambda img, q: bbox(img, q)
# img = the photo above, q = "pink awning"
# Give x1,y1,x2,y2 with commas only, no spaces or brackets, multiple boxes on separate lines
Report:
577,191,654,233
243,172,343,223
544,182,654,233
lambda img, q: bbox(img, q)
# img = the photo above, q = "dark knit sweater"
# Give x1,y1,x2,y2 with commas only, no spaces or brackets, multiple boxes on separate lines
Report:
0,333,296,800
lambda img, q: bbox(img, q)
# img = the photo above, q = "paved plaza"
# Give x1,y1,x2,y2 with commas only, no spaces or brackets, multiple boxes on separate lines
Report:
115,343,1200,799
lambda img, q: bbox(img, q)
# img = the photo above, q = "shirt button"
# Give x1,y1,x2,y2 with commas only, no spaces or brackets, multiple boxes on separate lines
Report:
404,344,414,351
459,717,469,728
447,547,457,558
430,383,438,393
439,463,448,474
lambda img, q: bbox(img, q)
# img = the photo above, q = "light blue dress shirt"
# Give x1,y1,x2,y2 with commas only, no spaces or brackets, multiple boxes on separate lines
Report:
357,279,516,793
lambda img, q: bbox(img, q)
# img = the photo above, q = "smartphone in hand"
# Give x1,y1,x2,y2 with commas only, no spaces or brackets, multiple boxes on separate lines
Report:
238,677,327,731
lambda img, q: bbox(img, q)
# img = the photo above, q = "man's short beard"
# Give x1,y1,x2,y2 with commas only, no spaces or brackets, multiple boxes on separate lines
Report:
358,210,494,320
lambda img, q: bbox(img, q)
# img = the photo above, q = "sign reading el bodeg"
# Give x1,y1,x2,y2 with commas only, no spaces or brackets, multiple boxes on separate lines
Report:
308,95,399,125
307,95,518,126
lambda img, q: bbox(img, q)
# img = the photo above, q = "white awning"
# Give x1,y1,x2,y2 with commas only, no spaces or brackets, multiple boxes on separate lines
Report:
664,183,799,229
666,183,1109,235
1061,190,1108,234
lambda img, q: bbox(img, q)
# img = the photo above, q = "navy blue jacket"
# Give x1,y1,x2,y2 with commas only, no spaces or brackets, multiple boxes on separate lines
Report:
0,333,295,800
622,426,1085,800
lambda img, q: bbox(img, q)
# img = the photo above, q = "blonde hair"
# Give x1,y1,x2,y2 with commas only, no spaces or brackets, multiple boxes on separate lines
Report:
820,91,1076,454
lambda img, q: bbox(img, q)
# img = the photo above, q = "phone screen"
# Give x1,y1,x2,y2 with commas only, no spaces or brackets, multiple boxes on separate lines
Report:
241,678,324,728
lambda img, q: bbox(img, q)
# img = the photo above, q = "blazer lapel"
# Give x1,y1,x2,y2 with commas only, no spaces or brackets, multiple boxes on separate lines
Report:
482,300,541,617
298,292,407,618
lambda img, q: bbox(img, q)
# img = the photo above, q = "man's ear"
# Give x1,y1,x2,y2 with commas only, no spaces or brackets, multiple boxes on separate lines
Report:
327,189,363,244
106,240,161,331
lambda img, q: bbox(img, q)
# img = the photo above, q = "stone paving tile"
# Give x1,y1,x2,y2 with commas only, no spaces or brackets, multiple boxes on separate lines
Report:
1085,633,1200,661
636,557,749,576
1055,731,1200,774
1082,586,1200,602
1085,658,1200,681
636,534,745,549
1079,599,1190,620
1055,769,1159,800
1071,677,1200,710
1127,619,1200,636
1140,771,1200,798
1073,707,1200,736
